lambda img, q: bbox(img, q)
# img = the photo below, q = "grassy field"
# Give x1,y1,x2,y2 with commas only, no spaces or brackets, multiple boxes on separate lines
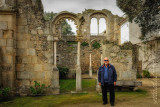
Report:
0,79,149,107
60,79,96,93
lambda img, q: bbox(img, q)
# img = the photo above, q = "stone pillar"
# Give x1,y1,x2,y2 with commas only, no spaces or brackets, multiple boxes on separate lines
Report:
89,51,92,77
76,39,82,91
54,41,57,67
50,37,60,94
97,18,100,35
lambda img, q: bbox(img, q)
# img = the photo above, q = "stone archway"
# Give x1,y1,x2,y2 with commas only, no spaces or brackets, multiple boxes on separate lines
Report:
51,11,84,91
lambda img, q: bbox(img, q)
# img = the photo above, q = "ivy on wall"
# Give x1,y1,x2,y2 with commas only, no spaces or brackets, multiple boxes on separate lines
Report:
81,42,89,47
92,42,101,49
67,41,77,45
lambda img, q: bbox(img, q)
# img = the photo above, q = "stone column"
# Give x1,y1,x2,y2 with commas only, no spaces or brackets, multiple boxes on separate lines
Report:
51,37,60,94
54,41,57,67
89,50,92,77
76,39,82,91
97,18,100,35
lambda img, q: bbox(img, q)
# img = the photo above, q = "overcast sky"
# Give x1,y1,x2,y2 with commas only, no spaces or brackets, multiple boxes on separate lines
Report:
41,0,124,16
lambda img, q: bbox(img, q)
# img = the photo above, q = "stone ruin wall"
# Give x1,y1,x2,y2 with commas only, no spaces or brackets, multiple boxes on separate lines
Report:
57,36,103,78
0,0,59,94
56,9,123,78
138,39,160,77
0,0,139,94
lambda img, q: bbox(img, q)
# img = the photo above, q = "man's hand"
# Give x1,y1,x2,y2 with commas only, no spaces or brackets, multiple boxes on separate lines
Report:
99,82,101,86
114,82,116,86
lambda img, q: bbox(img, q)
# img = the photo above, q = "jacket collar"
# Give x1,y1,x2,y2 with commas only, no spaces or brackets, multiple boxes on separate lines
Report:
102,63,111,67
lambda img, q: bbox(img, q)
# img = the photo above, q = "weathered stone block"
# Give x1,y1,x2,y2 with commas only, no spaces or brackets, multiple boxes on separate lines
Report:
44,64,54,71
30,71,45,79
17,71,30,79
37,29,43,35
17,41,28,48
44,28,49,34
17,26,25,33
2,56,13,64
25,26,29,33
24,64,34,71
17,33,30,41
27,48,36,56
0,30,2,38
31,30,37,35
3,30,13,39
7,39,14,47
16,64,24,71
16,49,27,56
22,57,31,63
27,41,34,48
47,35,53,41
17,80,30,87
17,17,27,26
0,22,8,29
31,56,37,63
44,71,51,79
34,64,43,71
6,47,14,54
0,39,6,46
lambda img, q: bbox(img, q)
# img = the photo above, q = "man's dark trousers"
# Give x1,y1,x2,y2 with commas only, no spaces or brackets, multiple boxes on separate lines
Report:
101,82,115,104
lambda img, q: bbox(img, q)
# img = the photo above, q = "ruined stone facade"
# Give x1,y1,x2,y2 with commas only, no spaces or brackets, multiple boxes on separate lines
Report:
0,0,59,94
0,0,140,94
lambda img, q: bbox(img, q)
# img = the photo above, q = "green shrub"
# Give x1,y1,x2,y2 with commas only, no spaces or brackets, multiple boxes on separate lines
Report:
30,81,49,96
0,88,10,101
143,70,150,78
92,42,101,49
81,42,89,47
58,67,69,79
136,73,142,78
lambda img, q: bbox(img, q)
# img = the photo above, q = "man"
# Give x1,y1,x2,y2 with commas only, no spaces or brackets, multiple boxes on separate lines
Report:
98,57,117,106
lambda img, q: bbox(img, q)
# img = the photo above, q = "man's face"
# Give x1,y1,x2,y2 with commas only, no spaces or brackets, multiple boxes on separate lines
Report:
104,58,109,65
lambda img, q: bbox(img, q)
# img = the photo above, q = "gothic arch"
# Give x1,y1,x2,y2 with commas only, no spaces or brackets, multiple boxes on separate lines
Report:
51,11,82,38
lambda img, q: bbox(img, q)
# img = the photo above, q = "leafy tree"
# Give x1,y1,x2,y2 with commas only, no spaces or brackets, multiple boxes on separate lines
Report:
117,0,160,40
44,12,75,35
43,11,57,21
60,20,75,35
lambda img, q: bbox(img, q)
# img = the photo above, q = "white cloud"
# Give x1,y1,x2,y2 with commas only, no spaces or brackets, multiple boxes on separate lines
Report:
41,0,124,16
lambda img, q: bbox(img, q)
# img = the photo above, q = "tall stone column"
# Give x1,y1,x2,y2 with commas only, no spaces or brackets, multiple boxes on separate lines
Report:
97,18,100,35
76,39,82,91
54,41,57,67
51,37,60,94
89,50,92,77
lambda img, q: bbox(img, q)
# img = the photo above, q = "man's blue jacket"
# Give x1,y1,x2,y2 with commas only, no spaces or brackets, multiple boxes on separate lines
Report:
98,63,117,85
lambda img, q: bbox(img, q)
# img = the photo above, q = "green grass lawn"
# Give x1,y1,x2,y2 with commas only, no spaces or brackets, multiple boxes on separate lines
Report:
0,79,148,107
60,79,96,93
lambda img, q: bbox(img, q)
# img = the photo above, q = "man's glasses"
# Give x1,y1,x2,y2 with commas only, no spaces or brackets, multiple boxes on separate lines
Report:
104,60,109,61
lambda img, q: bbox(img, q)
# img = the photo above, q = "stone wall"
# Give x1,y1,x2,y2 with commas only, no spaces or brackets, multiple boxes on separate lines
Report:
0,0,59,94
0,11,16,88
102,41,136,81
138,39,160,76
0,0,138,94
57,36,102,78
